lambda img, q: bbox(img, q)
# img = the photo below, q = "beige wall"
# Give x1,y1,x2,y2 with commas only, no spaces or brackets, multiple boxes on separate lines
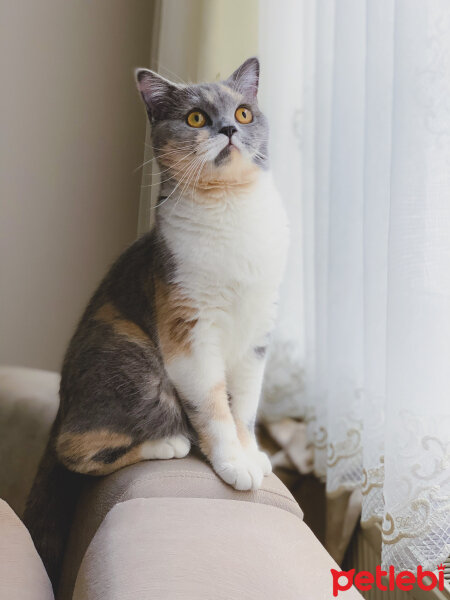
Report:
0,0,155,371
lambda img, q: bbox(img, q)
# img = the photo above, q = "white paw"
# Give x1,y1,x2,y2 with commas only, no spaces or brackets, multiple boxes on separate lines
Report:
213,452,264,491
251,449,272,476
141,435,191,460
168,435,191,458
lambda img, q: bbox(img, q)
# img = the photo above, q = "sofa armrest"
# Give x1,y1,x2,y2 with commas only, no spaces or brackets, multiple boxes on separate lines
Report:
0,499,54,600
58,453,302,600
0,366,59,516
72,497,363,600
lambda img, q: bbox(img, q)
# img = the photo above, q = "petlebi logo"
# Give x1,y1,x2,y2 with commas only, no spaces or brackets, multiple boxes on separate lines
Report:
331,564,446,596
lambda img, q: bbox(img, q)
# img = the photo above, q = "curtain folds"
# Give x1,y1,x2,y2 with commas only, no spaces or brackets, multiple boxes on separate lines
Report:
261,0,450,571
258,0,307,420
381,0,450,570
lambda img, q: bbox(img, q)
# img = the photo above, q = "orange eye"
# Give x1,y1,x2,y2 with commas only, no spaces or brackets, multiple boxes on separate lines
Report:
187,110,206,128
235,106,253,124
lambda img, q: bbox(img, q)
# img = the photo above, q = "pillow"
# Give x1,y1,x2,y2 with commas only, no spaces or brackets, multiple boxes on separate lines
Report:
0,499,54,600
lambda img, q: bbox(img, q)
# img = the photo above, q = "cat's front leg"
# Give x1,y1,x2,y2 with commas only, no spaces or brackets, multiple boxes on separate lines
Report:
227,345,272,477
165,323,264,490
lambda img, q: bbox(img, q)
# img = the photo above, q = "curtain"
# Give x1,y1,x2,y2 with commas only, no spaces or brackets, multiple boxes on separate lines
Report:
258,0,307,420
261,0,450,571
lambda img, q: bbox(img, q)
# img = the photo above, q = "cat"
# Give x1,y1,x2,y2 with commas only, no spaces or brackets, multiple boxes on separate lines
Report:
24,57,289,589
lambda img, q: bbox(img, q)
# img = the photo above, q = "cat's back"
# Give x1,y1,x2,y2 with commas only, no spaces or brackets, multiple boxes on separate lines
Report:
59,231,164,397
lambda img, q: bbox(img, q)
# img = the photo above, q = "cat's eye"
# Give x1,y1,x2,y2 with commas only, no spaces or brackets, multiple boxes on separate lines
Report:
235,106,253,124
187,110,207,128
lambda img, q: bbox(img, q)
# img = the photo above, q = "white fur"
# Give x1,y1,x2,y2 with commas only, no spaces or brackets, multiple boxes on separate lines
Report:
141,435,191,460
160,168,288,490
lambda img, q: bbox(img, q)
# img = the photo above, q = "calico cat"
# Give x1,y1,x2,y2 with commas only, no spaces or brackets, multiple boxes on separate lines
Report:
24,57,288,589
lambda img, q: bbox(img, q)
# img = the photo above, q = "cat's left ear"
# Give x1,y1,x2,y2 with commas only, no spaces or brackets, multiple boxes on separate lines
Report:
226,57,260,100
135,68,178,121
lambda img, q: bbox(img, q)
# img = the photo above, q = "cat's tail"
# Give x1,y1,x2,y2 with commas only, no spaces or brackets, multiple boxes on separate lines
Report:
23,431,84,592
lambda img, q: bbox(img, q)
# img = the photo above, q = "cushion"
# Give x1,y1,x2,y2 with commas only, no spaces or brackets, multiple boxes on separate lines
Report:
0,366,59,516
0,499,54,600
58,453,302,599
72,497,363,600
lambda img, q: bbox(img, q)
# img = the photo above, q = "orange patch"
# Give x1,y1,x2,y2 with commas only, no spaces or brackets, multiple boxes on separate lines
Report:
206,381,232,422
94,303,151,346
154,279,197,362
235,418,252,447
56,429,132,458
192,381,234,456
195,150,260,200
56,429,142,475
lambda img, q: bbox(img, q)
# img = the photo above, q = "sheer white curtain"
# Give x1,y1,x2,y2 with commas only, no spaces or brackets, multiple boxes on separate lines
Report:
261,0,450,570
381,0,450,570
259,0,307,420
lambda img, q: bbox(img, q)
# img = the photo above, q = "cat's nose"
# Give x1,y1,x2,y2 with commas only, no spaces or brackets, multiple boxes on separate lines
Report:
219,125,237,139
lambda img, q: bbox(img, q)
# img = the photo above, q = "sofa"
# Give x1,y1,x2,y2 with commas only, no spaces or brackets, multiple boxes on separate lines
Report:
0,366,363,599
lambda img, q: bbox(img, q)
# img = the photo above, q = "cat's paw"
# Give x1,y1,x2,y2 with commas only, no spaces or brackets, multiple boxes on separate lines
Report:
141,435,191,460
213,453,263,491
168,434,191,458
249,448,272,476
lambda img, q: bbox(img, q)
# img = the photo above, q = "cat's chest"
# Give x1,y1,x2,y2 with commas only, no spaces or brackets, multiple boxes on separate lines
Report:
161,173,288,291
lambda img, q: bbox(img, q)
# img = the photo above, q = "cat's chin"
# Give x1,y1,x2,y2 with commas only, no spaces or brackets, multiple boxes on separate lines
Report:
192,149,260,198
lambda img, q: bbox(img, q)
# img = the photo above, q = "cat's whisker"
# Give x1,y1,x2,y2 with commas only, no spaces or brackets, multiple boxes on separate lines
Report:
146,141,196,148
169,150,211,216
134,147,197,173
141,142,213,188
180,155,208,207
152,160,200,210
143,148,200,180
158,155,203,198
170,159,201,199
190,156,209,208
188,154,208,191
251,149,268,160
153,142,197,151
155,64,189,87
133,146,200,175
141,157,203,189
169,156,205,217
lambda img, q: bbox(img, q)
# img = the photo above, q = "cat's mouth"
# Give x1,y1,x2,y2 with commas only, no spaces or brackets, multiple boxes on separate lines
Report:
215,144,236,164
214,134,243,165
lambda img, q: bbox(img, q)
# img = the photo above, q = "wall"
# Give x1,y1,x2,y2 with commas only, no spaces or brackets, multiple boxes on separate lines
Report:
0,0,155,371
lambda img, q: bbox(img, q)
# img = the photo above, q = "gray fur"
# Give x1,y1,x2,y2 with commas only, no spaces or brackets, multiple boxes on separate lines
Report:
254,345,268,358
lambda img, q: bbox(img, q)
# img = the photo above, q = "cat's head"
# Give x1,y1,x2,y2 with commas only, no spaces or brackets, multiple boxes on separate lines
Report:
135,58,268,190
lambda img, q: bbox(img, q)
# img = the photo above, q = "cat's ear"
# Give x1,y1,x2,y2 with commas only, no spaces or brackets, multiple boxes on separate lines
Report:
135,68,178,121
226,57,260,100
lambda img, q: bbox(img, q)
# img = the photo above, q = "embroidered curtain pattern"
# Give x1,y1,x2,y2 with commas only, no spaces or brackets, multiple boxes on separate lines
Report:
261,0,450,569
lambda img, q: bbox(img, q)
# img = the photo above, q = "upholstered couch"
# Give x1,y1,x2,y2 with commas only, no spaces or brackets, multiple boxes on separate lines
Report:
0,366,363,599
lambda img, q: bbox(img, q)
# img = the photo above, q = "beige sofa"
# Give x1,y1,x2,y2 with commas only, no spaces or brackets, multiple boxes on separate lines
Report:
0,367,363,599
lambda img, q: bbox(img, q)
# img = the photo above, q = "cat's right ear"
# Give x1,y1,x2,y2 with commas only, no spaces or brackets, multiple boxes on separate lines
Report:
135,69,177,122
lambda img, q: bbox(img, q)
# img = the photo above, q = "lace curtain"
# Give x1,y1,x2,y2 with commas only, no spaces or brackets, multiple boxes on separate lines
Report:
261,0,450,570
